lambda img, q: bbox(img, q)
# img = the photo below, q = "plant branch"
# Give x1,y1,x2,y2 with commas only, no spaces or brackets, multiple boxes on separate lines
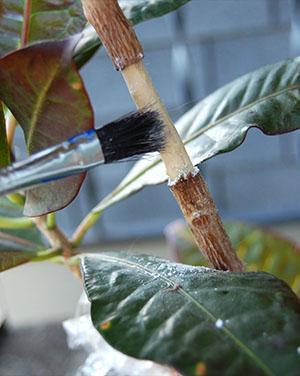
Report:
33,216,72,259
32,247,62,262
33,216,82,279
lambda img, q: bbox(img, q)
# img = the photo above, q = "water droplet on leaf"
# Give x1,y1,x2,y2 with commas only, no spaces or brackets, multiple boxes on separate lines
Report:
215,319,224,329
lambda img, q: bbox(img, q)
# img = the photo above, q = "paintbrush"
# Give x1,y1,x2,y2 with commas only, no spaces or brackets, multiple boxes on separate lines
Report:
0,109,164,197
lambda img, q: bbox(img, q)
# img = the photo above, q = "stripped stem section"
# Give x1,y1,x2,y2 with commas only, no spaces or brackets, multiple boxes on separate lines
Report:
122,62,193,180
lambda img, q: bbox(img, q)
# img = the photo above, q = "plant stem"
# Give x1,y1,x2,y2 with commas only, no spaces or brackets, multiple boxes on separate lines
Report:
122,62,243,271
122,61,193,179
33,216,72,259
32,247,62,262
46,213,56,230
33,216,81,279
80,0,243,271
170,173,244,271
71,210,103,247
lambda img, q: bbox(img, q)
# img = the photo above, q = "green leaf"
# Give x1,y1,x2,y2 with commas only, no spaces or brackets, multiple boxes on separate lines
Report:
82,253,300,376
73,0,191,67
0,38,93,216
0,0,86,57
0,197,46,271
0,102,9,168
92,57,300,212
165,221,300,296
119,0,191,24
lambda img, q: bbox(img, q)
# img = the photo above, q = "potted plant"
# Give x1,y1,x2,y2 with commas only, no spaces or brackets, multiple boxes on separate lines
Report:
0,1,299,375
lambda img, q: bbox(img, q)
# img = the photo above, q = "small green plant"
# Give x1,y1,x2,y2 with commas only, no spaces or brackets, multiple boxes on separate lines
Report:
0,1,300,375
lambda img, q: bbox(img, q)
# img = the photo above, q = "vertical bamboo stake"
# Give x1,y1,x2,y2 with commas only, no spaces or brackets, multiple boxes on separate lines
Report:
81,0,243,272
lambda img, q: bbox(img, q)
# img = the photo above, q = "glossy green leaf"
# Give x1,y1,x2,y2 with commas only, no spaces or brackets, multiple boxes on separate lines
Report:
165,221,300,296
0,197,46,271
0,102,9,168
82,253,300,376
93,57,300,213
0,0,86,57
0,38,93,216
73,0,191,67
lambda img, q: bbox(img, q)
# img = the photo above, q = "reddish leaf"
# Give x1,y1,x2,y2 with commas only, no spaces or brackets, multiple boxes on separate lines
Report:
0,0,86,57
0,38,94,216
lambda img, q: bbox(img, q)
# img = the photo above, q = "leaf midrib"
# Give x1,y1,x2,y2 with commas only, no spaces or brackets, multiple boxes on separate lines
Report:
27,61,61,148
185,83,300,145
88,254,273,375
97,84,300,213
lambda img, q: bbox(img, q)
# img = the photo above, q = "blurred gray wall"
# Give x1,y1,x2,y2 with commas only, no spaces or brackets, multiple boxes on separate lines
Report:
56,0,300,243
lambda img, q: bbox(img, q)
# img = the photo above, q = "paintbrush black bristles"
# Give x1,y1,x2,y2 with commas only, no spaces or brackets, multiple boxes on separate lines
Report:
96,110,165,163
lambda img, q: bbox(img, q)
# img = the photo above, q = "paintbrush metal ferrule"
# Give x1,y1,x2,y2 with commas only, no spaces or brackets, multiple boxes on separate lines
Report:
0,129,104,196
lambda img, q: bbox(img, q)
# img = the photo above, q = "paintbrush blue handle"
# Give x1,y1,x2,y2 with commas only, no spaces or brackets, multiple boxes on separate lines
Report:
0,129,104,196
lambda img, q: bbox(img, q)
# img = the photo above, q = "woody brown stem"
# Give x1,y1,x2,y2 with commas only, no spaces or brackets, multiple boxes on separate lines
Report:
80,0,243,271
170,172,244,271
81,0,143,70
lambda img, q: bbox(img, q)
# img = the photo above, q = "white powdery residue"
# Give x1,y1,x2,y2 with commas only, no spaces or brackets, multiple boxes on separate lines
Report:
168,166,199,186
215,319,224,329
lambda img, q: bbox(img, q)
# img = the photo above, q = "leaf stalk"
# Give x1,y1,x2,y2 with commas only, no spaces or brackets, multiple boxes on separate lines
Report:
0,215,34,229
